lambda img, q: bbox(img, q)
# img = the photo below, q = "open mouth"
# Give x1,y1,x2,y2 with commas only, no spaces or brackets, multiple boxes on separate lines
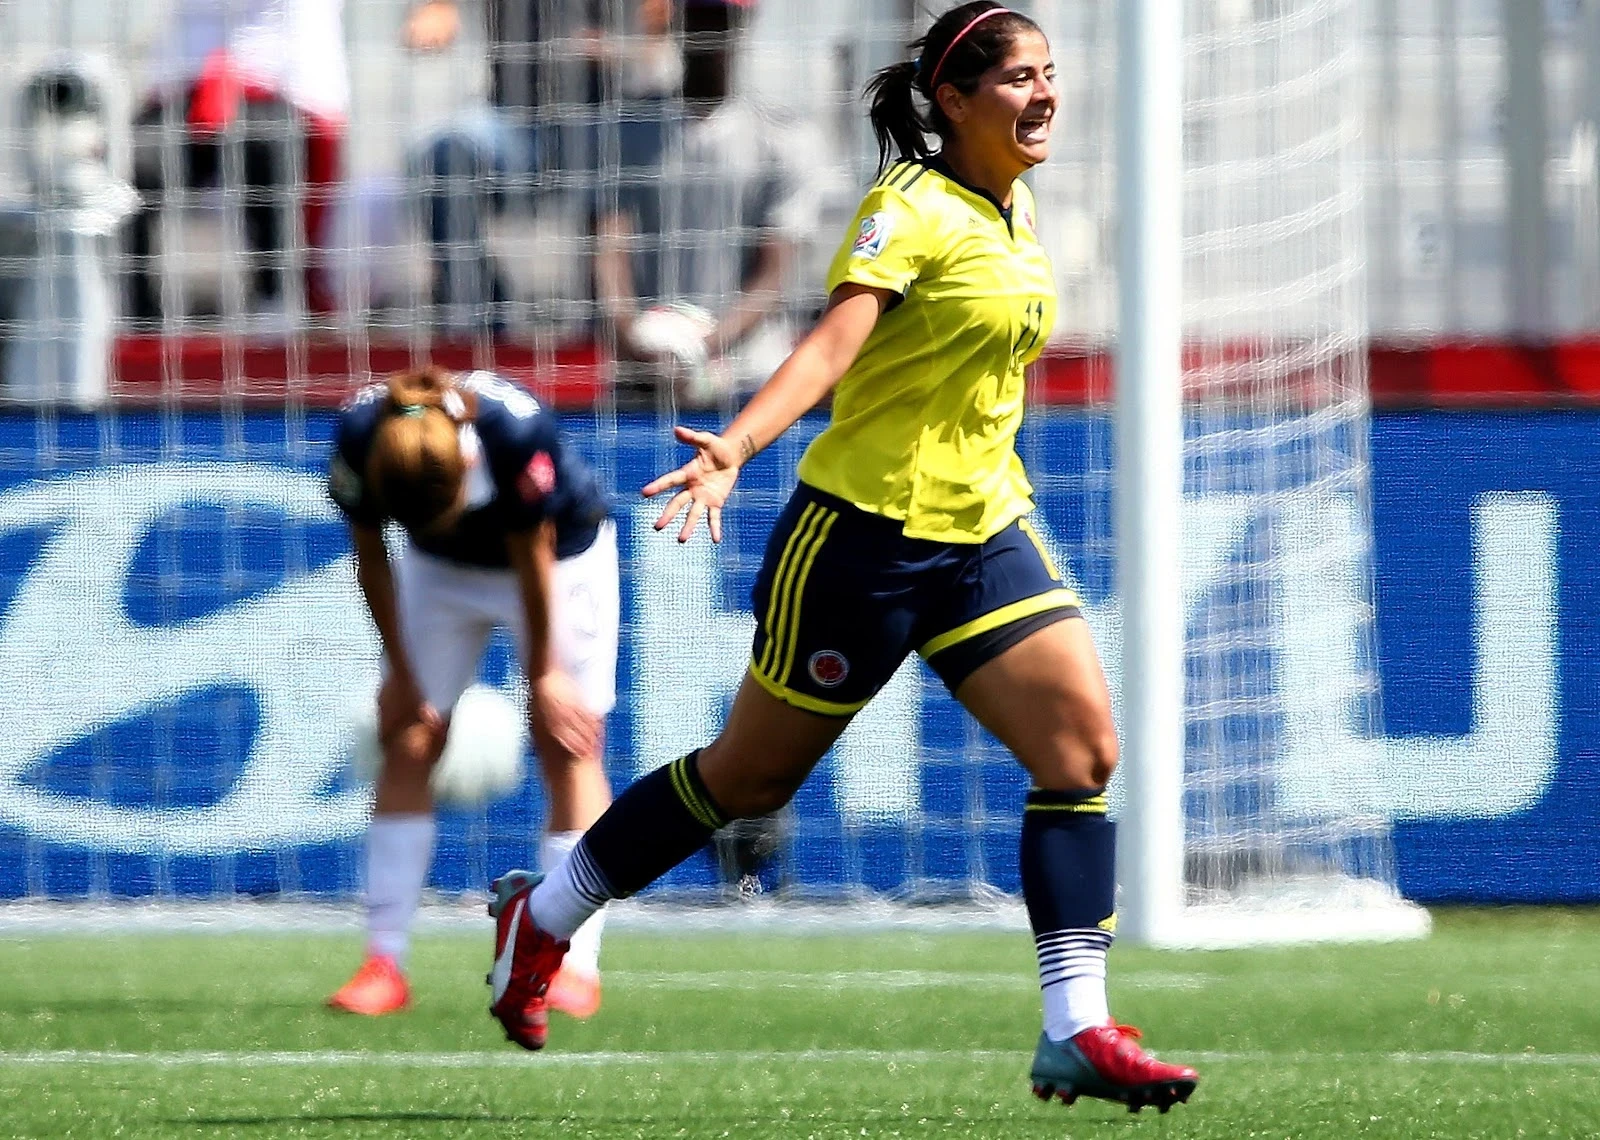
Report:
1016,113,1051,145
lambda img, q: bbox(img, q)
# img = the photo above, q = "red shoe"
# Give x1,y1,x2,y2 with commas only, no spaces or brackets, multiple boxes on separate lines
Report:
546,965,602,1020
486,870,568,1050
327,954,410,1016
1029,1023,1198,1113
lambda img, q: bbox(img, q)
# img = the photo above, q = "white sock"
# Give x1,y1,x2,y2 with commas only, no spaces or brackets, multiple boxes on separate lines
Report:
528,836,612,942
364,813,436,965
540,830,608,976
1037,929,1113,1041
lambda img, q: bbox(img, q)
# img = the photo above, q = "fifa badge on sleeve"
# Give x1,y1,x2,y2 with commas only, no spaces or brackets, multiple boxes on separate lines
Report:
851,211,893,260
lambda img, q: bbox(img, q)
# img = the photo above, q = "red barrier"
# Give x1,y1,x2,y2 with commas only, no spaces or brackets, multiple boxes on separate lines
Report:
108,334,1600,409
109,336,607,409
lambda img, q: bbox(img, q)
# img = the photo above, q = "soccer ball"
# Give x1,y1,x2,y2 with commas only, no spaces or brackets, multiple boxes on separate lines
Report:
345,683,528,808
431,685,527,806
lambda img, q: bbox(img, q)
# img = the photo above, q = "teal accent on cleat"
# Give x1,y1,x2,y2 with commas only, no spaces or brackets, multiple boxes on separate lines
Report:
1028,1026,1198,1112
1029,1031,1103,1101
489,869,544,918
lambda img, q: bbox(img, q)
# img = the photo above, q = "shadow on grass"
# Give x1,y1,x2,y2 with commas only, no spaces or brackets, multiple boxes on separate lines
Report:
169,1110,1127,1131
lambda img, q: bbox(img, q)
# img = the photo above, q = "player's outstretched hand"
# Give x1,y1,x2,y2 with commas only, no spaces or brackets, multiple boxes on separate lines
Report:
641,424,742,543
532,670,601,760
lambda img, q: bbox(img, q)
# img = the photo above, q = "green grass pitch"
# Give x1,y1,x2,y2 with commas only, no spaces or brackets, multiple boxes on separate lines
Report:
0,907,1595,1138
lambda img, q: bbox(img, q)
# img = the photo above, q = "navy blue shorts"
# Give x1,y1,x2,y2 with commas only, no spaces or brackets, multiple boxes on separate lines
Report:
748,483,1082,717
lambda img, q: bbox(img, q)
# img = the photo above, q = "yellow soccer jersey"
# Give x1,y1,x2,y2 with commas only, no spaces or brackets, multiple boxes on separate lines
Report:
795,159,1057,543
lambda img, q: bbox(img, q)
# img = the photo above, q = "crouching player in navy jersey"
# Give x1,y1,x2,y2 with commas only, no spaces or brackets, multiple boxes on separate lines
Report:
325,365,617,1038
479,1,1199,1113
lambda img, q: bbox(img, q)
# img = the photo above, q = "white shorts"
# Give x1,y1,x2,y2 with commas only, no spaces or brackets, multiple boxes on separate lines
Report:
388,520,619,717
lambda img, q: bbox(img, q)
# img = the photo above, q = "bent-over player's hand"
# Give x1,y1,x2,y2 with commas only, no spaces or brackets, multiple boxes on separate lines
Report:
378,669,442,744
641,425,743,543
531,670,601,760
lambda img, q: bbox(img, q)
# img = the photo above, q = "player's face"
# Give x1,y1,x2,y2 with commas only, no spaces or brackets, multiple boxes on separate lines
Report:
956,30,1058,172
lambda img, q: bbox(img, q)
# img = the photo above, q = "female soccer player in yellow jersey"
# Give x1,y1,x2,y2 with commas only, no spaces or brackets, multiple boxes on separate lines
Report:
486,1,1198,1112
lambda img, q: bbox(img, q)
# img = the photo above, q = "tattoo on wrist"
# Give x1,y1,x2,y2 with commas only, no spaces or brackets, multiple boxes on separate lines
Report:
738,434,757,464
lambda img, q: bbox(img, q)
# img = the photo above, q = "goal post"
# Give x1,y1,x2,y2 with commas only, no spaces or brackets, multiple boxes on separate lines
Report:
1109,0,1428,947
1113,0,1186,946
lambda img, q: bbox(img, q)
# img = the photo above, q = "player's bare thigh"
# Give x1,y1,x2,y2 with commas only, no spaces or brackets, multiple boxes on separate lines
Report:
954,616,1117,792
697,671,853,819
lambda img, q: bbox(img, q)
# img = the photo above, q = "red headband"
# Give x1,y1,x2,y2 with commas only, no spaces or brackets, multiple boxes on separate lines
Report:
927,7,1011,90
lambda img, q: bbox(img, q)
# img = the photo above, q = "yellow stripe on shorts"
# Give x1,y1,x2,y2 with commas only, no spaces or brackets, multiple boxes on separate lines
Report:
747,664,873,717
762,506,829,681
1018,517,1062,582
917,588,1081,660
756,502,820,677
776,509,838,686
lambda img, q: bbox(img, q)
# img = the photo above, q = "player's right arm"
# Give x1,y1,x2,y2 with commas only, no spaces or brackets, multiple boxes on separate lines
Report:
641,283,887,543
330,388,441,732
348,524,404,678
722,176,935,463
348,522,442,736
643,181,932,542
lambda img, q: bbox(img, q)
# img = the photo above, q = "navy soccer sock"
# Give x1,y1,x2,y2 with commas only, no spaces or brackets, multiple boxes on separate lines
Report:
529,751,727,938
1020,787,1117,1041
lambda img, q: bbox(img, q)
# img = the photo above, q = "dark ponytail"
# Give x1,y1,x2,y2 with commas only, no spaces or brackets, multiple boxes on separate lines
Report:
864,2,1041,174
866,60,932,172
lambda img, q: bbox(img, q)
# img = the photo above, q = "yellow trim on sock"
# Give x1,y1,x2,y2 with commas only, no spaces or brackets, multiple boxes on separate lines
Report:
666,757,700,827
917,588,1082,660
669,755,723,830
678,757,724,830
1024,797,1108,814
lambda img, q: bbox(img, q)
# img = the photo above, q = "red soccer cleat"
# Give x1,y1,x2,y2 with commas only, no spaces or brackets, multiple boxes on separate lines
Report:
327,954,411,1016
1029,1022,1198,1113
486,870,569,1050
546,965,602,1020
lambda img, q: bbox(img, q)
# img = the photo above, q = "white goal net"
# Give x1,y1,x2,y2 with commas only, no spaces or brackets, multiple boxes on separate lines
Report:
0,0,1423,942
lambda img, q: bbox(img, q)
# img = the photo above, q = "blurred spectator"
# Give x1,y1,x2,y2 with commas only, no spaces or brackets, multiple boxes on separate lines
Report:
407,0,681,334
595,0,817,405
0,64,139,406
126,0,347,327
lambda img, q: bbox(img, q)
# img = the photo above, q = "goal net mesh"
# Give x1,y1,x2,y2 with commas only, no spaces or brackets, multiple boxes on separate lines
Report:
0,0,1414,935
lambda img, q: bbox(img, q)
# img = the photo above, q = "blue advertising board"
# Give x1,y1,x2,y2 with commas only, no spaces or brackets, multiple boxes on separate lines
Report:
1371,414,1593,902
0,409,1591,904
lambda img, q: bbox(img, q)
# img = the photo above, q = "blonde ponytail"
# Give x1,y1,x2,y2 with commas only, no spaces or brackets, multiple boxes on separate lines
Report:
367,367,468,529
